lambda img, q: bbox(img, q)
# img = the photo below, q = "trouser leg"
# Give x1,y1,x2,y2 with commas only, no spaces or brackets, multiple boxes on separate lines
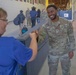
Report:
31,18,36,27
27,18,31,26
48,54,59,75
60,54,71,75
28,18,31,26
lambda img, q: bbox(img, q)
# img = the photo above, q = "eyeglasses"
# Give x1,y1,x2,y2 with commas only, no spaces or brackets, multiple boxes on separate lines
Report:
0,19,8,22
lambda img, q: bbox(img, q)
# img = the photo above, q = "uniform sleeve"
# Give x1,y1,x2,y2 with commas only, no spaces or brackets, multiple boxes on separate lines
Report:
38,22,48,43
13,39,32,66
67,22,75,51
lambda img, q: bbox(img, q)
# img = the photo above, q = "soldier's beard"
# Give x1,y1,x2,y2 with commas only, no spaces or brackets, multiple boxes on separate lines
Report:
49,15,57,20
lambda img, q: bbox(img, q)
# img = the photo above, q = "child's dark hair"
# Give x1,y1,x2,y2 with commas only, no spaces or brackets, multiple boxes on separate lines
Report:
46,4,58,10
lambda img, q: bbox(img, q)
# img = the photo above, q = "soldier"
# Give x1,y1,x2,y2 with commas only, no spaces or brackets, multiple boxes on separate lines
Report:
40,5,75,75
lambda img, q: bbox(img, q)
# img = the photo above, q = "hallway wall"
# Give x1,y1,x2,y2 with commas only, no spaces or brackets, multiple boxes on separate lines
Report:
0,0,46,21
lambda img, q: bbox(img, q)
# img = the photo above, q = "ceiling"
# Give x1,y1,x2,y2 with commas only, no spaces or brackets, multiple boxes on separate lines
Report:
48,0,70,10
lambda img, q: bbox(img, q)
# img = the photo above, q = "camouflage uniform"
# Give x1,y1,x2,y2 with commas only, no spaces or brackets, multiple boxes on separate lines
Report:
39,17,75,75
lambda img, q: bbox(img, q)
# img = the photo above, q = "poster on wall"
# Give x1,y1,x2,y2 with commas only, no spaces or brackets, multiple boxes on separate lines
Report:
58,10,72,20
64,13,69,17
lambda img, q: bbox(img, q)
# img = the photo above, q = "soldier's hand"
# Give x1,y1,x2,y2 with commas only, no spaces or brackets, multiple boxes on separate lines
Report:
68,51,74,59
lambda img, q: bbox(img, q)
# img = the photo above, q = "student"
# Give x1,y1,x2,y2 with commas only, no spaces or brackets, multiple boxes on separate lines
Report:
30,6,37,27
13,10,25,35
0,8,38,75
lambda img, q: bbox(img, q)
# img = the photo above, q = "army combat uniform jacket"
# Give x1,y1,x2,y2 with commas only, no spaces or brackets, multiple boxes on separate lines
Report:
39,17,75,55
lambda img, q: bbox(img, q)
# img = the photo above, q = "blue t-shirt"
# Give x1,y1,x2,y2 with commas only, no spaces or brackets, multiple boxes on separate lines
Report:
0,37,32,75
30,10,37,18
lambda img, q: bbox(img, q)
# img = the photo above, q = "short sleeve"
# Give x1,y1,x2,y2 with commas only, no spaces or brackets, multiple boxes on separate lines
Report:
13,39,32,66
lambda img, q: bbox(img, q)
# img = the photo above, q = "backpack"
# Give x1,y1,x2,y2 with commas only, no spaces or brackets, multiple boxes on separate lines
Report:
21,25,28,34
13,15,20,25
13,13,25,25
